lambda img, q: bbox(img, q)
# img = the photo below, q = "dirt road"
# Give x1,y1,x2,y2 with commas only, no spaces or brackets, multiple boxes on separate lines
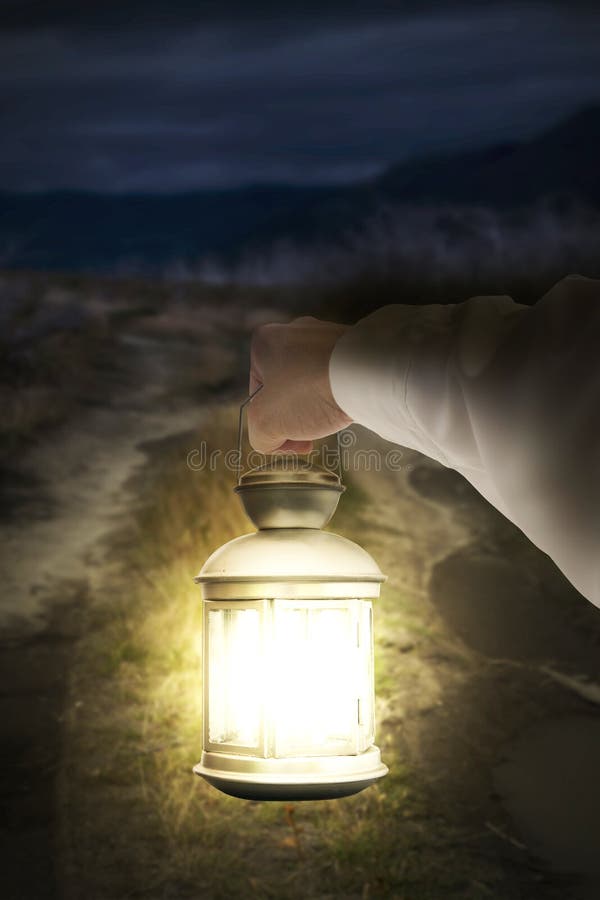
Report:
0,313,237,898
2,280,600,899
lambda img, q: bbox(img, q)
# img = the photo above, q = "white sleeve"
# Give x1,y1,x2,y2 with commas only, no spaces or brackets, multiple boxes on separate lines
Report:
329,275,600,607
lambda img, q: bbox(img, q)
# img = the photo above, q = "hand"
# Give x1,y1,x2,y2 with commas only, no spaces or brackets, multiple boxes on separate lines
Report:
248,316,353,454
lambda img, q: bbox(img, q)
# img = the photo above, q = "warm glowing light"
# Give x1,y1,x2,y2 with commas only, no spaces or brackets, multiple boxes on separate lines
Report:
207,606,262,749
204,598,374,760
271,600,373,757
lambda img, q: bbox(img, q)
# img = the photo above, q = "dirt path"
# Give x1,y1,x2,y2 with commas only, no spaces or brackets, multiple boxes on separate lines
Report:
344,431,600,898
0,327,226,899
402,461,600,897
0,334,201,633
3,310,600,899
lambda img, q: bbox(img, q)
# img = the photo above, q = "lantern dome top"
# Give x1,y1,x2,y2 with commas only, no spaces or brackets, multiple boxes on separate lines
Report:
195,528,385,599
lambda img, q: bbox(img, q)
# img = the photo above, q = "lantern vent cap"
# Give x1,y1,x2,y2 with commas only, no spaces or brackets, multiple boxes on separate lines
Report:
235,459,344,529
238,458,342,488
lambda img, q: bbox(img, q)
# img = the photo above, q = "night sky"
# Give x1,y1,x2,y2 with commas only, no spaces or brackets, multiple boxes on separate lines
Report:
1,1,599,192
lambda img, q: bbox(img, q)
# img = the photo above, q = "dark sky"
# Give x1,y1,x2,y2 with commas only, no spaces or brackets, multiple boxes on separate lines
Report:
1,1,599,192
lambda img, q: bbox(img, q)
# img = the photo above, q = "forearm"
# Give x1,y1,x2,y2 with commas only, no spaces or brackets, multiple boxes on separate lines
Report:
330,276,600,606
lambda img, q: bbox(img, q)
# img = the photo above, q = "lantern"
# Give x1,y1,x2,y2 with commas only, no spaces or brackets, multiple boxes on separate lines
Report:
193,422,387,800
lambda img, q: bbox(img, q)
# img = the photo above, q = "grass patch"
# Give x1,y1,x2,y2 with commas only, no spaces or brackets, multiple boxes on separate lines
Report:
60,405,512,899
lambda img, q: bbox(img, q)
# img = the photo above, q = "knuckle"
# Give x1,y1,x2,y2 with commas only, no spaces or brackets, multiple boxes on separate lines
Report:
251,322,280,357
248,418,272,454
291,315,319,326
248,397,268,431
252,321,279,341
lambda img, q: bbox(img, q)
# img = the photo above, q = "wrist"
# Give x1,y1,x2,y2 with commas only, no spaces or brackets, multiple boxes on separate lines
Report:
327,331,354,426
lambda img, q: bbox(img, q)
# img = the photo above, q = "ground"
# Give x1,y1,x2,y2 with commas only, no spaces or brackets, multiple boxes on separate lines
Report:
1,271,600,900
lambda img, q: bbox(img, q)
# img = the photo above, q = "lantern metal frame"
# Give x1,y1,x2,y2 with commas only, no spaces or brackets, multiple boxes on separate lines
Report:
193,390,388,801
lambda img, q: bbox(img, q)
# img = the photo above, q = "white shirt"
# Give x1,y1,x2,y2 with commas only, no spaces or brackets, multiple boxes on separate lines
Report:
329,275,600,607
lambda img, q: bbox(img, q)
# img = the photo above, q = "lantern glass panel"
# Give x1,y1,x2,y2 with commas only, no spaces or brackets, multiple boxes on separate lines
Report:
272,598,374,758
207,606,262,750
205,596,375,762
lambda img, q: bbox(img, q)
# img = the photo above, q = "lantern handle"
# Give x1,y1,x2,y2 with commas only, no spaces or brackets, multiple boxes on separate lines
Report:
236,384,344,485
237,384,264,485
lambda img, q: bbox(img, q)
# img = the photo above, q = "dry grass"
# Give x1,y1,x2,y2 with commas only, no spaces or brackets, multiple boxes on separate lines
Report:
5,266,586,896
59,407,508,900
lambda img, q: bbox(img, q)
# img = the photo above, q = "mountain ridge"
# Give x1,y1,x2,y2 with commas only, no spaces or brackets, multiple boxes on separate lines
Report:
1,105,598,273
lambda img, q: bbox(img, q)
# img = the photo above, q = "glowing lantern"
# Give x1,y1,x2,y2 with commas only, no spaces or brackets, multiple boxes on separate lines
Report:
193,419,387,800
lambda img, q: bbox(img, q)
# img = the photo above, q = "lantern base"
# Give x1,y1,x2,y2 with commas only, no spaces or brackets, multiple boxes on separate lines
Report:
193,745,388,801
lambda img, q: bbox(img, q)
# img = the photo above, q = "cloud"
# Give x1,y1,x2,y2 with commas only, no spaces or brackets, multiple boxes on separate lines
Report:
0,4,599,190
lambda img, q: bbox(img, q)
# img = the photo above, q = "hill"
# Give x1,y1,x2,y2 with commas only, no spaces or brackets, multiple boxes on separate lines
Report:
377,106,600,207
0,105,598,273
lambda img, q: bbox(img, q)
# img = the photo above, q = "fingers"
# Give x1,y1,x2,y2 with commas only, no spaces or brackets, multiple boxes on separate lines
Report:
247,389,314,455
289,316,347,334
248,322,286,452
249,370,262,395
247,389,284,454
276,439,314,454
249,325,268,394
247,315,349,455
